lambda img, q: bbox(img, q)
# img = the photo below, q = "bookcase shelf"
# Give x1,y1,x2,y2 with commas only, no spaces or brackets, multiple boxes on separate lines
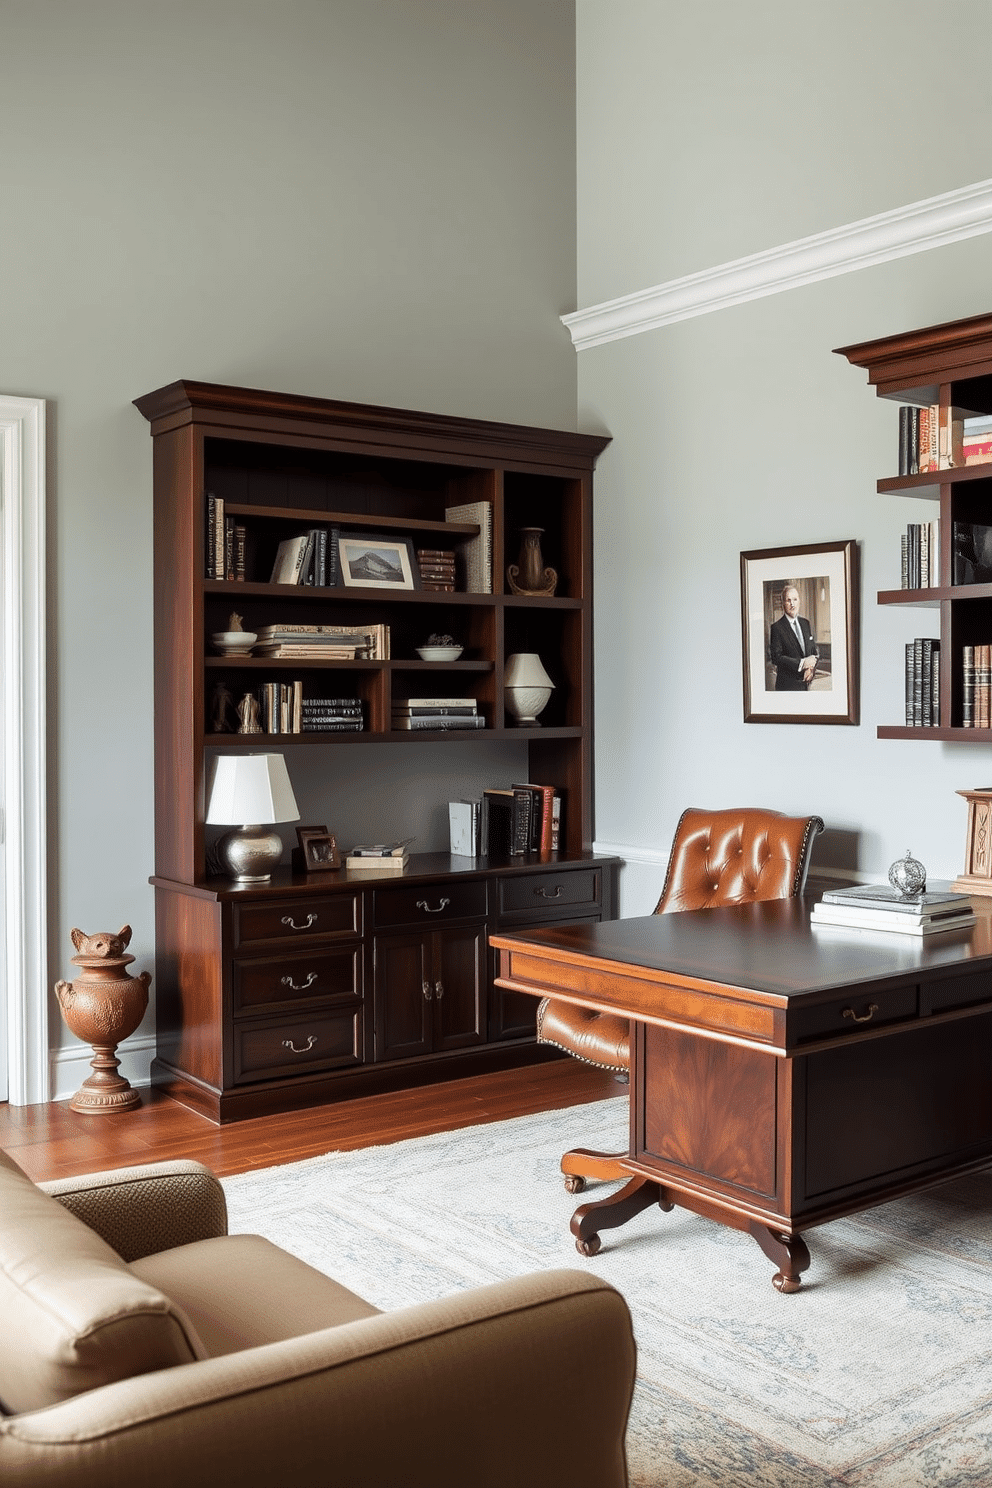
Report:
838,312,992,737
136,379,617,1122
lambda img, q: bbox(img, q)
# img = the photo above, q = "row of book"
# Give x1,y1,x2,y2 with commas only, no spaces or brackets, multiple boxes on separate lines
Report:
962,645,992,728
416,546,456,593
252,623,390,660
392,697,484,732
206,497,247,581
900,521,939,589
811,883,975,938
897,406,992,474
257,686,363,735
904,639,940,727
270,529,341,587
449,784,561,858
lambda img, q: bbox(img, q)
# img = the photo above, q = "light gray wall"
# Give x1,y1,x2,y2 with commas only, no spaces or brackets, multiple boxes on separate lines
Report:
576,0,992,914
0,0,578,1080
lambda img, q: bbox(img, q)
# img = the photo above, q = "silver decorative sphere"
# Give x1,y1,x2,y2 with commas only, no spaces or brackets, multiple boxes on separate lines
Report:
888,848,927,899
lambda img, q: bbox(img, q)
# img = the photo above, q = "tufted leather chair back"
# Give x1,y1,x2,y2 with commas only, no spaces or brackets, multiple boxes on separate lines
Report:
654,807,824,916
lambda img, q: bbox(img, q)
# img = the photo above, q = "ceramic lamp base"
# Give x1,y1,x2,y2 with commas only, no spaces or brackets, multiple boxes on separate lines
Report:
215,824,284,881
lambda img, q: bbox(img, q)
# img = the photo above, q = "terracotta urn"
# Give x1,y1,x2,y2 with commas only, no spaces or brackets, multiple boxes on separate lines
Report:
55,925,151,1114
507,527,557,597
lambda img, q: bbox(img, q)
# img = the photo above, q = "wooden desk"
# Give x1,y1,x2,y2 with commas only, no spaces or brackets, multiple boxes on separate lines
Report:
491,898,992,1290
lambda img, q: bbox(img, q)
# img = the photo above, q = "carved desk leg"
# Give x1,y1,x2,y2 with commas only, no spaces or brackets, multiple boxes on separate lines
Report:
749,1223,811,1292
570,1175,674,1256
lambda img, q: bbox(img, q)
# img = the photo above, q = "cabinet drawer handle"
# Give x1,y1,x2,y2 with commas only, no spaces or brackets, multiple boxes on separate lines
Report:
282,1035,317,1053
842,1003,879,1025
280,972,318,992
422,981,433,1001
434,980,444,999
416,897,450,914
281,913,318,931
535,885,563,899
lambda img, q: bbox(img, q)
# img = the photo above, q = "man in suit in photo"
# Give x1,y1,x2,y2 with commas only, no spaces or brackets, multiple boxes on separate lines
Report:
769,583,818,691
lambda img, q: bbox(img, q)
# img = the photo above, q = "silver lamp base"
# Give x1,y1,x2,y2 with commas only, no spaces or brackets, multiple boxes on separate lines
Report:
214,824,284,882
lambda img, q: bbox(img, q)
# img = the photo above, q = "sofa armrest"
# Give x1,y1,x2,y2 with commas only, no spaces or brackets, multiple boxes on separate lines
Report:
0,1269,635,1488
39,1161,228,1262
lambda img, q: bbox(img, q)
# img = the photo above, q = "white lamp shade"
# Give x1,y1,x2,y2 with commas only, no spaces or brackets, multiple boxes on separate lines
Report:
206,754,300,826
504,653,554,689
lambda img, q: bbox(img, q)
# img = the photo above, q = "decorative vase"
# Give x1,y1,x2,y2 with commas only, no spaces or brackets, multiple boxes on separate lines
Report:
55,925,151,1114
507,527,557,597
888,849,927,899
504,652,555,725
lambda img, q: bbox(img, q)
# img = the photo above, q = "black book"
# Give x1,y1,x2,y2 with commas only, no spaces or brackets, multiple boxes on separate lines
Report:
898,406,911,476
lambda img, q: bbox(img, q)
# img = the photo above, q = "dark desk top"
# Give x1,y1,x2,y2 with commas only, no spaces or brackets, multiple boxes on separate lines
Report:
491,896,992,1002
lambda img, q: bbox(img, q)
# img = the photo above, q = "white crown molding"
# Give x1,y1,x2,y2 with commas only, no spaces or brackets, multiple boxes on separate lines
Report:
564,178,992,350
1,395,48,1104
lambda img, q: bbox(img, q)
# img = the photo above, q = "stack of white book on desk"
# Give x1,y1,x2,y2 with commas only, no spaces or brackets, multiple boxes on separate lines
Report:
811,883,976,936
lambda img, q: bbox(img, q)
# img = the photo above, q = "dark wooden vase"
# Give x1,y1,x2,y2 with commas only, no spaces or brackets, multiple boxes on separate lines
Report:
55,925,151,1114
507,527,557,596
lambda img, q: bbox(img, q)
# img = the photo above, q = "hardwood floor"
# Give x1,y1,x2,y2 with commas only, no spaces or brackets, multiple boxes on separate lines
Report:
0,1060,621,1182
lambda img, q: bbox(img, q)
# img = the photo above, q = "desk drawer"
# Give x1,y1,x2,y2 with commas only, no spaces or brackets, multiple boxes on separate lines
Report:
921,969,992,1016
373,880,487,929
790,983,918,1045
497,868,602,920
233,948,361,1015
233,1008,363,1083
233,893,362,950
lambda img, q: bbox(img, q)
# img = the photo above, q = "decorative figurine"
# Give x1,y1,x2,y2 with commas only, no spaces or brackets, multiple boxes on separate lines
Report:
888,849,927,898
55,926,151,1114
211,681,237,732
506,527,557,597
237,692,263,733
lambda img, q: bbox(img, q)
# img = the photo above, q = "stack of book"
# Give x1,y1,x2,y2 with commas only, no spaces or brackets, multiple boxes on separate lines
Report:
811,884,975,936
392,697,485,731
205,495,247,581
900,521,939,589
344,840,412,875
254,623,389,660
904,638,940,727
445,501,493,593
301,697,363,733
962,644,992,729
416,547,456,592
269,529,340,587
476,785,560,856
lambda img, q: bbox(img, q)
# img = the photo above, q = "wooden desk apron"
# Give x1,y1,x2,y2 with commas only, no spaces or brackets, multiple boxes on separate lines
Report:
491,898,992,1290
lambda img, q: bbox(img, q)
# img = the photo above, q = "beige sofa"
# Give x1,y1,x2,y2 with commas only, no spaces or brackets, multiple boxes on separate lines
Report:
0,1146,636,1486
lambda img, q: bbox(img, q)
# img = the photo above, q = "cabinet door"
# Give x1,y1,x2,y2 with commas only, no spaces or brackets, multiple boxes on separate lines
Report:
374,932,433,1061
432,925,487,1052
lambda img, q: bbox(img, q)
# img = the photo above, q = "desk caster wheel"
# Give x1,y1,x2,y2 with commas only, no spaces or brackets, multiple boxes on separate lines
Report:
564,1174,587,1195
576,1233,601,1257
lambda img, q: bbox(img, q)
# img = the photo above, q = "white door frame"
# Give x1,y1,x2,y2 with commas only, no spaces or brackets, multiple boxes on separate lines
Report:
1,395,48,1105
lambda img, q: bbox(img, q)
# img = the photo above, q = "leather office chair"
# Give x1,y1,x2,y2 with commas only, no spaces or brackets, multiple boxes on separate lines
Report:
537,806,824,1192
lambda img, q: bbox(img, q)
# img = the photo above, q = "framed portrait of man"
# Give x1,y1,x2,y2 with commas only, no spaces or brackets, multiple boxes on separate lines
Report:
740,539,859,725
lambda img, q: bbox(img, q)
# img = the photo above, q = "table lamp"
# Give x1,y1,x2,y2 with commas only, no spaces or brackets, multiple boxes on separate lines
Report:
504,652,555,725
206,753,300,882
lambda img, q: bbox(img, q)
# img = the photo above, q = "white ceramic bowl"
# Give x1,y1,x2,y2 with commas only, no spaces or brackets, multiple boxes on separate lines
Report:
212,631,257,655
416,645,463,661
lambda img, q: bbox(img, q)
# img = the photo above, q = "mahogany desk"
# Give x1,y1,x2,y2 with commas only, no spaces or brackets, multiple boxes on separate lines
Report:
491,898,992,1290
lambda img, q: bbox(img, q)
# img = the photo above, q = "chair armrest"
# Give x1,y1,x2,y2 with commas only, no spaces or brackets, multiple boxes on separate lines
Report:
0,1269,635,1488
39,1161,228,1261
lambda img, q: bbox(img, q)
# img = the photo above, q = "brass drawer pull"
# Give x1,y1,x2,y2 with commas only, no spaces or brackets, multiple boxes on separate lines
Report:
535,885,563,899
281,913,318,931
280,972,318,992
842,1003,879,1025
416,897,451,914
282,1035,317,1053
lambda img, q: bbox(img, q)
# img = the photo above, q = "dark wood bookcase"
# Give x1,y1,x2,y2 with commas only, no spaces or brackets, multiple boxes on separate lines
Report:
837,312,992,740
135,381,618,1121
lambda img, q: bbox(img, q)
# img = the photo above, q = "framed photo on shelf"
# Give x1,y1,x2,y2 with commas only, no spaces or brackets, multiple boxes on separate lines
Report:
740,539,859,725
296,825,340,871
339,532,420,591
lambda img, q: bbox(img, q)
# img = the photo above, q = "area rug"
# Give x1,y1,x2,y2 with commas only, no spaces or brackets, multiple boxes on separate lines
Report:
223,1098,992,1487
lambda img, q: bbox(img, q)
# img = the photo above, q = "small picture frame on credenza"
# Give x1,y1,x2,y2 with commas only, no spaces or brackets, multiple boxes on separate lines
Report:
294,825,341,873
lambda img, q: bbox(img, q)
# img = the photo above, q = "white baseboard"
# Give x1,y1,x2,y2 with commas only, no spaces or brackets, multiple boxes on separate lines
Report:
50,1034,156,1105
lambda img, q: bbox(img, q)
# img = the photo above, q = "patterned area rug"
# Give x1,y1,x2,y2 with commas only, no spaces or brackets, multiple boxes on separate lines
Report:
223,1098,992,1486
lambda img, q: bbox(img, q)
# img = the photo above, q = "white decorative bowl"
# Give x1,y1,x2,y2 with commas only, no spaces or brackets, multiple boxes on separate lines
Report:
211,631,257,656
416,645,463,661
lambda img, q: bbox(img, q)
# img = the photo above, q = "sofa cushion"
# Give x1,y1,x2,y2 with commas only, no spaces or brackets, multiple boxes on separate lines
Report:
132,1233,381,1356
0,1148,206,1414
